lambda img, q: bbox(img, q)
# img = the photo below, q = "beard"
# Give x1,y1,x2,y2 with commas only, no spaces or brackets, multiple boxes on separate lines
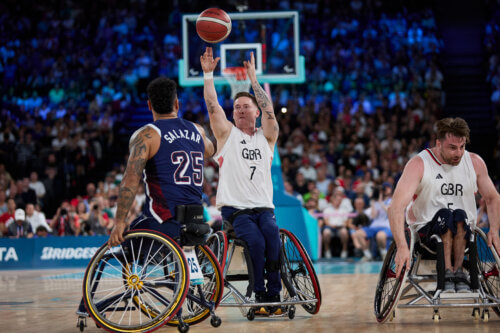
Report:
439,147,461,166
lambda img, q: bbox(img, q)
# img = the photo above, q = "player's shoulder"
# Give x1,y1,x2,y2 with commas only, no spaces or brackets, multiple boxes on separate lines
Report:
130,124,160,144
468,152,486,171
406,154,424,169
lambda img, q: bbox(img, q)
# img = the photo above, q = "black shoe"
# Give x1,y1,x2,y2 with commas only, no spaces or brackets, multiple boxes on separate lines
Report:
254,292,269,315
267,294,282,315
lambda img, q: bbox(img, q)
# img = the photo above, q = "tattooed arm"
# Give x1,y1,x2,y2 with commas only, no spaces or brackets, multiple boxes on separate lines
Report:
200,47,232,150
243,52,279,147
108,126,158,247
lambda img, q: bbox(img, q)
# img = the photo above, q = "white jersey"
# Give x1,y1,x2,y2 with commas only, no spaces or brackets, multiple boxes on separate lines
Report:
215,126,274,209
406,149,477,228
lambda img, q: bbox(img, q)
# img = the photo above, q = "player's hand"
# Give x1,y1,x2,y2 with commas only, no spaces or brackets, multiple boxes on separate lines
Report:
243,51,257,81
108,221,127,247
200,47,220,73
487,229,500,255
394,243,411,278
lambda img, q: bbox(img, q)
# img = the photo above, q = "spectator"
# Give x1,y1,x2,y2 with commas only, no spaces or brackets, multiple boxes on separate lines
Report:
34,225,50,238
25,203,52,233
7,209,33,238
0,198,16,234
29,171,46,200
0,190,8,214
321,187,350,259
50,201,80,236
352,183,393,261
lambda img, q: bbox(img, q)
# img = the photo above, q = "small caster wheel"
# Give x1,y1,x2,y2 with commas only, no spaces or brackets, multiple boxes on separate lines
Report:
210,315,222,327
482,310,489,323
433,310,440,323
78,319,85,332
178,322,189,333
472,308,480,320
247,308,255,321
288,305,296,319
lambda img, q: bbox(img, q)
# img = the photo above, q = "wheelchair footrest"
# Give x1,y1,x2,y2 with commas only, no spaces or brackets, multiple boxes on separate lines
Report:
439,292,480,300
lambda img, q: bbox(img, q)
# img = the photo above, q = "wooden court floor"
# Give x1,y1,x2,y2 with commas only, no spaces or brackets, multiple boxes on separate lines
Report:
0,268,498,333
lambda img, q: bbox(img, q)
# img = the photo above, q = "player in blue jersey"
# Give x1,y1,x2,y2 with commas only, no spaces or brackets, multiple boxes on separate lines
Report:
108,77,214,247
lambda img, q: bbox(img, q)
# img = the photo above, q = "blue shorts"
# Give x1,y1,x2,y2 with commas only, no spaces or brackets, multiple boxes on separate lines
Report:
321,225,346,238
419,208,470,240
362,226,393,239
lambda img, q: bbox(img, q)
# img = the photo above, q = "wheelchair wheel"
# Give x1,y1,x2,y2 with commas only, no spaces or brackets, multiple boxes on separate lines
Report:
82,230,190,333
374,241,411,323
279,229,322,314
475,228,500,316
167,245,224,326
206,231,228,271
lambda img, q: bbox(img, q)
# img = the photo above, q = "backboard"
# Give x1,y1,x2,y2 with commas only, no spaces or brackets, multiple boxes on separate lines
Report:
179,11,305,87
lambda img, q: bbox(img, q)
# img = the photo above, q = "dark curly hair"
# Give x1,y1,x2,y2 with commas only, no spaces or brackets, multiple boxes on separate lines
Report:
146,77,177,114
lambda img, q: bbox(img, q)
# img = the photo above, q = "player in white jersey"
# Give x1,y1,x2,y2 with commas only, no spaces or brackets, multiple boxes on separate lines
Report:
201,47,282,314
389,118,500,293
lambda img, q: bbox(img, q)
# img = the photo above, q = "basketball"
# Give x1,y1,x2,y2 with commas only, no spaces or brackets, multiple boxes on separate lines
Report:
196,8,232,43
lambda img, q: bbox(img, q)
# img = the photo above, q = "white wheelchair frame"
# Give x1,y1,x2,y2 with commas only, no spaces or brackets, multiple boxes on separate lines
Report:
374,224,500,323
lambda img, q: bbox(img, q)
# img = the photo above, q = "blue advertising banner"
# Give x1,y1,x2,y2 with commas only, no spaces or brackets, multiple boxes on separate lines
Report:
0,236,108,270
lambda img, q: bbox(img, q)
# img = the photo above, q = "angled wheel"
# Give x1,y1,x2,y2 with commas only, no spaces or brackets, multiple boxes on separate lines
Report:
279,229,322,314
206,231,228,271
374,240,411,323
167,245,224,326
83,230,189,333
475,228,500,316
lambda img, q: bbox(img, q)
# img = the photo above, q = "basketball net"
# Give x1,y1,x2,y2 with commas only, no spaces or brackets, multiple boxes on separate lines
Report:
222,67,251,99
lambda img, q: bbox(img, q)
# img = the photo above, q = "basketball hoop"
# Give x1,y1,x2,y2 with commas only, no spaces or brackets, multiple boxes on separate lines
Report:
222,67,251,99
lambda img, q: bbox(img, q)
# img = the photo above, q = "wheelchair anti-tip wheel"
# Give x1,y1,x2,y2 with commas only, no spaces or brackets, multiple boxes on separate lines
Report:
374,241,412,323
167,245,224,326
82,230,190,333
475,228,500,316
279,229,322,314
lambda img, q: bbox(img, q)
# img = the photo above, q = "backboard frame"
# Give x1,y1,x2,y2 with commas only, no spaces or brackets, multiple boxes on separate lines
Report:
179,10,305,87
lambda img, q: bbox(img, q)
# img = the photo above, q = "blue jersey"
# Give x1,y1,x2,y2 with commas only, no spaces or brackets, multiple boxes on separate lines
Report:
139,118,205,223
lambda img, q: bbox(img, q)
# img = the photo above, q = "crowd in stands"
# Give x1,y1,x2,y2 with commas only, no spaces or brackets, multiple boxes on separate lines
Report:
0,1,496,261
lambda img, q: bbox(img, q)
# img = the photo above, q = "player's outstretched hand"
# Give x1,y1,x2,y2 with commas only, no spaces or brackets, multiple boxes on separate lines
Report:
200,47,220,74
394,244,411,278
108,222,127,247
243,51,257,82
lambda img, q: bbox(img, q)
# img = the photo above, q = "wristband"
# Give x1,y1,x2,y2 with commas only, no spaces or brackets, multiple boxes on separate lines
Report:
204,72,213,80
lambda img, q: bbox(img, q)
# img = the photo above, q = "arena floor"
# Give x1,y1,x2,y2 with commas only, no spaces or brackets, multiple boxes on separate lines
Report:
0,260,498,333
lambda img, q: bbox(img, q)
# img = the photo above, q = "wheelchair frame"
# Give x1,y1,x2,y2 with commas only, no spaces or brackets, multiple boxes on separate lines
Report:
374,224,500,323
76,229,223,333
207,228,322,320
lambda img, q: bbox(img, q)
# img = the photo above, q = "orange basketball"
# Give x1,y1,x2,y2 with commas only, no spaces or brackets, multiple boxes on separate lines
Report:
196,8,232,43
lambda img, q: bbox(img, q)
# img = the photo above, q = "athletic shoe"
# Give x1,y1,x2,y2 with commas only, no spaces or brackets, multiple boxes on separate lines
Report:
455,268,472,293
443,269,455,293
267,294,282,315
340,250,348,259
254,291,269,315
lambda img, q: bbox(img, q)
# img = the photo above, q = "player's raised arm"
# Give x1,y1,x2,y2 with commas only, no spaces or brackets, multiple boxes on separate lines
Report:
388,156,424,277
244,52,278,146
200,47,232,144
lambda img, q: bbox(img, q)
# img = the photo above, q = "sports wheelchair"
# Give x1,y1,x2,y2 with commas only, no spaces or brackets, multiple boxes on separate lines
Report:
76,217,224,333
374,224,500,323
206,226,322,320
